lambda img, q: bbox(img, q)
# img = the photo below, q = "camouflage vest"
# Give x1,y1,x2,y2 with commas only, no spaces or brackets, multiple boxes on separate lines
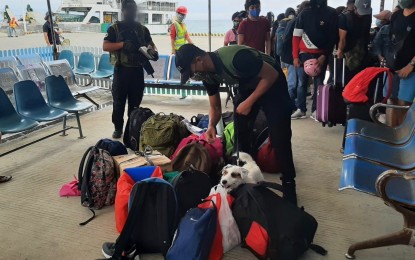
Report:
110,22,147,67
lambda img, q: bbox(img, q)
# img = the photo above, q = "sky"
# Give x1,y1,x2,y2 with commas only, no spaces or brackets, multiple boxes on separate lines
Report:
2,0,397,20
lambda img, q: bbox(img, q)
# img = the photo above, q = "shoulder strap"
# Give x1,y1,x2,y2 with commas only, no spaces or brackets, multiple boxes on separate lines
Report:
156,183,174,255
113,183,149,258
78,146,94,190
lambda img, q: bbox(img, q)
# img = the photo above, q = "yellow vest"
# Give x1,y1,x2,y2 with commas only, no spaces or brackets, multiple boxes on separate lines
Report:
9,20,17,28
173,21,187,50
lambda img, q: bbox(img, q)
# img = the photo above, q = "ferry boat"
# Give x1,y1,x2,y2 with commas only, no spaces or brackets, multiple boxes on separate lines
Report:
55,0,177,34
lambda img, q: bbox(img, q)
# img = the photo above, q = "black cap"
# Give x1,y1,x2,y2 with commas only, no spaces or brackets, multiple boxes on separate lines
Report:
232,12,240,21
175,44,206,84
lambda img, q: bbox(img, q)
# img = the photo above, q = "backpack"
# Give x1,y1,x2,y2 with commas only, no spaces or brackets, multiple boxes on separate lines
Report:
171,133,223,166
171,167,212,218
96,138,128,156
191,114,209,129
231,184,327,260
123,107,155,150
139,113,188,157
167,200,217,260
342,67,393,104
276,18,292,57
114,166,163,233
78,146,117,226
280,18,296,65
171,142,213,175
112,178,178,258
223,122,235,157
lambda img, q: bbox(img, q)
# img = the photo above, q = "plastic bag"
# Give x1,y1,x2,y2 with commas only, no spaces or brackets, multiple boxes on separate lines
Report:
209,185,241,253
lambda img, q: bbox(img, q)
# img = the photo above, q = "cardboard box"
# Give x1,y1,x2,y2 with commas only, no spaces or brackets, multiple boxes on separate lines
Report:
113,151,172,176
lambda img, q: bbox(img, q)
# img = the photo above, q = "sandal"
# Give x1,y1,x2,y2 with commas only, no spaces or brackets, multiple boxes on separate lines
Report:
0,176,12,183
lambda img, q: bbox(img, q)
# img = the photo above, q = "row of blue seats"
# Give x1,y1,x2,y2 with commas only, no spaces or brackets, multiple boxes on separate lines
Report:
338,104,415,258
0,47,54,61
0,75,92,138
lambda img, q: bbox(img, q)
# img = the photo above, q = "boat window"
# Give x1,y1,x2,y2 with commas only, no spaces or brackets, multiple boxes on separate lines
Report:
152,14,162,24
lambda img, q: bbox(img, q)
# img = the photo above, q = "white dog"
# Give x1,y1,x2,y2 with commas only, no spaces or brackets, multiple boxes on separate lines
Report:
220,152,264,192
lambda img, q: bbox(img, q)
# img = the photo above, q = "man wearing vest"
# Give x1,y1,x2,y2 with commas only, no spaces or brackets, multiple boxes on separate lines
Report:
170,6,193,54
175,44,298,205
103,0,158,139
9,17,18,37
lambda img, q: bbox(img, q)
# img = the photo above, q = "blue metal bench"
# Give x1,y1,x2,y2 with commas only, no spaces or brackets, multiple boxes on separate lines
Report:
45,75,93,138
59,50,75,69
44,60,101,108
15,63,49,93
73,52,95,75
0,67,19,96
15,54,43,66
0,56,19,70
90,53,114,79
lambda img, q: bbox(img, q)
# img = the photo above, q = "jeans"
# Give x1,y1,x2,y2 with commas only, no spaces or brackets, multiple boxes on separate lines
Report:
299,53,328,112
234,84,296,180
112,66,145,131
287,64,307,112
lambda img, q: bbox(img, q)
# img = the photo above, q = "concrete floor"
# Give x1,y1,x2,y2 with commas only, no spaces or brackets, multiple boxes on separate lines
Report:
0,93,413,260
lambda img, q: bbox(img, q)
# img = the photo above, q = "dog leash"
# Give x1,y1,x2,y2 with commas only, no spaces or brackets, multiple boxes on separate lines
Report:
227,84,240,166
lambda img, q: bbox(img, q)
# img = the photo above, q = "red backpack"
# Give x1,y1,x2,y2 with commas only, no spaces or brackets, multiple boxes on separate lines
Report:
342,67,393,103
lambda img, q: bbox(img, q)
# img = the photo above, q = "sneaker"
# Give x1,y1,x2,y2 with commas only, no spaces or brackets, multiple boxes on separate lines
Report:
310,111,317,121
291,109,307,120
112,129,123,139
102,242,136,259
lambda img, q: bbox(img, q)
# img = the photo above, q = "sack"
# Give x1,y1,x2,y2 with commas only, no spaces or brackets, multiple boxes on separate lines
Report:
204,185,241,259
115,166,163,233
167,201,217,260
171,142,213,174
171,167,212,218
256,135,280,173
112,178,178,258
140,113,188,157
78,146,117,225
95,138,127,156
231,184,326,260
123,107,154,150
223,122,234,157
172,133,223,166
59,176,81,197
343,67,393,104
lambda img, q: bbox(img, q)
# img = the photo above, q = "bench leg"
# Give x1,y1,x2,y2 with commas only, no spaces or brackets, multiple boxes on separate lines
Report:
75,112,85,139
80,93,99,108
61,116,68,136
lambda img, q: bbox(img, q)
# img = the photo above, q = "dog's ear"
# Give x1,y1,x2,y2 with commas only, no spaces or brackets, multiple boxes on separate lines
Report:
240,168,249,179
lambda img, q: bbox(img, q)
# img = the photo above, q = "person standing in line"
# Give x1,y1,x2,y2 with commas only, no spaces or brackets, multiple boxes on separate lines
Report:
238,0,271,55
9,17,19,37
292,0,338,119
387,0,415,125
224,12,242,46
103,0,158,139
170,6,193,54
43,12,61,46
271,13,285,59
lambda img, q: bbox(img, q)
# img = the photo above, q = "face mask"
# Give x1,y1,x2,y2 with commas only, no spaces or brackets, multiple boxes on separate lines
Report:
375,19,383,28
176,14,185,23
249,9,261,19
399,0,415,8
233,21,240,29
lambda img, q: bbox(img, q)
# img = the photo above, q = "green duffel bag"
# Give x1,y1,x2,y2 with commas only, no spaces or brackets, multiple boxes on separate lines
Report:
223,122,234,157
139,113,188,157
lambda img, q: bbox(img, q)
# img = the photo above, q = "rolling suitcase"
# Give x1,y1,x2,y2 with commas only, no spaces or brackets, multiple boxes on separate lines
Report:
316,57,347,127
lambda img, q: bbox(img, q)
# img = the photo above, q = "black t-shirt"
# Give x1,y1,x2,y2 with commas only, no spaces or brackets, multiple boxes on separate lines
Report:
390,9,415,70
295,6,338,53
339,11,372,52
43,21,60,45
104,21,152,53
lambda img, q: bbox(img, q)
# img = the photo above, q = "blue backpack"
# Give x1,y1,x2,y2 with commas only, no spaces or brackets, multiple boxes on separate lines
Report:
276,18,293,57
167,201,217,260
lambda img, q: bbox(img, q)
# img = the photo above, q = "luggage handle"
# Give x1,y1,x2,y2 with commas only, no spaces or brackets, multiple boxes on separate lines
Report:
333,54,346,89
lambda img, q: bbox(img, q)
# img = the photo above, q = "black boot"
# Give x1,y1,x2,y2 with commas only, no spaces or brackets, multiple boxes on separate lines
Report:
282,178,298,206
112,129,123,139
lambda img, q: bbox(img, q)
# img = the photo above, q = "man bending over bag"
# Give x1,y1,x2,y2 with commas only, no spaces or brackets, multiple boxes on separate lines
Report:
175,44,298,205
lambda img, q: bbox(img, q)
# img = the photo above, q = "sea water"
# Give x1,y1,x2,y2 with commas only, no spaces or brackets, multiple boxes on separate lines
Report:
185,20,231,34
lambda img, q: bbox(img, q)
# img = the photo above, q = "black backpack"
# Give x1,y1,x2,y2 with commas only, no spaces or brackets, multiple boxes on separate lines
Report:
96,138,128,156
171,167,212,218
111,178,178,259
280,18,296,65
123,107,155,150
231,184,327,260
